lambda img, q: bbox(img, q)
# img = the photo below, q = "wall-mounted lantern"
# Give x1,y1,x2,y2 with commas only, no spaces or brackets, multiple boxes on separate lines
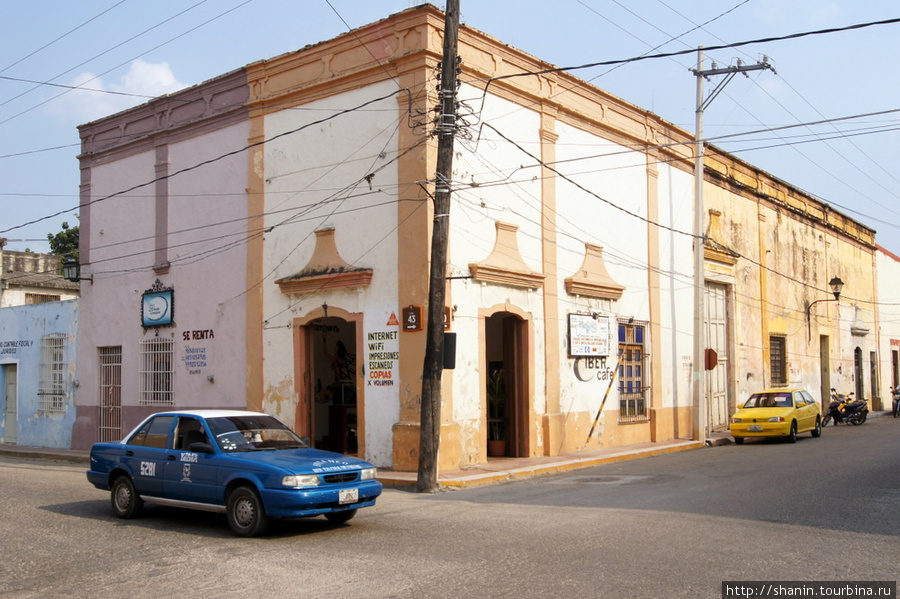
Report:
806,276,844,341
62,257,92,284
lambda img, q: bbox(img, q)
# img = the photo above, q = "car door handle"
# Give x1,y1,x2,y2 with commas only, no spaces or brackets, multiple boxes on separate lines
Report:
167,455,177,461
126,450,134,456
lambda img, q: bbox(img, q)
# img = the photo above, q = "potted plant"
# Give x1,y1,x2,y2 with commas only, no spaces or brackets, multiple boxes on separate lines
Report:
486,368,506,457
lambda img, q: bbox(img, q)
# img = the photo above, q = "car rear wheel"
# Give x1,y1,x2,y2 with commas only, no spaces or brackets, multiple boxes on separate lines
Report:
110,475,143,519
227,486,269,537
733,437,744,445
787,421,798,443
811,417,822,438
324,509,357,525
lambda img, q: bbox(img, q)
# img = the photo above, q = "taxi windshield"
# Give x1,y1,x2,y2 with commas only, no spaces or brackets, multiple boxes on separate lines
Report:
743,393,793,409
206,415,308,452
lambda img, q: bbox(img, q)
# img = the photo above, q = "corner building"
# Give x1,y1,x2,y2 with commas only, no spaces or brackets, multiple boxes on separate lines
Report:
72,5,878,469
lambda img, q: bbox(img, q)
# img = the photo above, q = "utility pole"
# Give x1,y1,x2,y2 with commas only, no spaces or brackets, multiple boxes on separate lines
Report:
691,49,773,444
417,0,460,493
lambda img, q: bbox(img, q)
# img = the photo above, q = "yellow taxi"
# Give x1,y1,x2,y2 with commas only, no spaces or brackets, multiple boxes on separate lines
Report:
730,389,822,444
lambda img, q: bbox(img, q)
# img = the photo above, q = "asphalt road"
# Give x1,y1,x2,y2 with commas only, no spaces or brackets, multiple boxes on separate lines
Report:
1,417,897,599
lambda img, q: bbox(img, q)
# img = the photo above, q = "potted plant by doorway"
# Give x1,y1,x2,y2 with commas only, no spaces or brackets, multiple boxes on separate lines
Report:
487,368,506,457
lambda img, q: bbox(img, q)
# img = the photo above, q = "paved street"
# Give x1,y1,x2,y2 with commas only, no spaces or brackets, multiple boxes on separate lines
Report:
2,417,898,599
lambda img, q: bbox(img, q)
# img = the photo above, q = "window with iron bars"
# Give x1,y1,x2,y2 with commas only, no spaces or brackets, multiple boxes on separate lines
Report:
140,337,173,406
38,334,67,412
618,321,649,423
99,346,123,442
769,335,787,387
26,293,61,305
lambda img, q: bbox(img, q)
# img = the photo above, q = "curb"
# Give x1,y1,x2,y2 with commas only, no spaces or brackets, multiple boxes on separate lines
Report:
377,439,708,490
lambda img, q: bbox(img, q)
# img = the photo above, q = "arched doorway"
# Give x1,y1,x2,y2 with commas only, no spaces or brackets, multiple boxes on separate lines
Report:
296,314,360,455
484,311,529,458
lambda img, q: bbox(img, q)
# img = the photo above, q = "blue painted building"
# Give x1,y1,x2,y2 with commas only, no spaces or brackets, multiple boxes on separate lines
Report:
0,300,78,448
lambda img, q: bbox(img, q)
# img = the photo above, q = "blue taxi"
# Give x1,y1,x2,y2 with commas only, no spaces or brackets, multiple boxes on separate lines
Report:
86,410,382,536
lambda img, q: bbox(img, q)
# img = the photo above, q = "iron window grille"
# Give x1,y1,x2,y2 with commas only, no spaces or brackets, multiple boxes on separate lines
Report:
618,321,650,423
769,335,787,387
26,293,61,305
140,337,173,406
99,346,123,442
38,334,67,412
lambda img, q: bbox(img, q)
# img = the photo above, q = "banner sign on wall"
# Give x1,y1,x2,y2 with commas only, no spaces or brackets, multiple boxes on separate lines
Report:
568,313,609,357
142,279,174,328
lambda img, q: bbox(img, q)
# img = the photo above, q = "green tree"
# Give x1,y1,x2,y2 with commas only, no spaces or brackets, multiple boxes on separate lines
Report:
47,221,79,259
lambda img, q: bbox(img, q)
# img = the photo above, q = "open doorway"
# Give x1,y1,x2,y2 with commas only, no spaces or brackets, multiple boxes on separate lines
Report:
854,347,864,401
3,364,17,444
305,317,358,454
819,335,831,409
484,312,529,458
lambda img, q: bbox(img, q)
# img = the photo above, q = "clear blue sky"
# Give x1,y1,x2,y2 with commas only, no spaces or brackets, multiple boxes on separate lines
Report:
2,1,898,256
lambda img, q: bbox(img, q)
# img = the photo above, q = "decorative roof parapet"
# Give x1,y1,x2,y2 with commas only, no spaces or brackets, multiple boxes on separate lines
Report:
704,209,739,266
275,228,372,294
469,222,544,289
564,243,625,300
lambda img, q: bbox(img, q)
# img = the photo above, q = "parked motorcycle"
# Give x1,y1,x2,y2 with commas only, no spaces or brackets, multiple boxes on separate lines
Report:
822,389,868,426
891,387,900,419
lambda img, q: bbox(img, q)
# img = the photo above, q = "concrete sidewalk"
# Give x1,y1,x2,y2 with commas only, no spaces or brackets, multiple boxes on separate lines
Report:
376,436,716,490
0,434,728,490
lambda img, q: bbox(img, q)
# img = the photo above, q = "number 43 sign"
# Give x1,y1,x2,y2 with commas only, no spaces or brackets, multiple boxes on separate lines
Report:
403,305,423,331
402,305,452,332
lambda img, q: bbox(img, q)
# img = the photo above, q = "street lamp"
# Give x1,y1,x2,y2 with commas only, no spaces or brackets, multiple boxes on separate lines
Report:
806,276,844,341
62,257,92,284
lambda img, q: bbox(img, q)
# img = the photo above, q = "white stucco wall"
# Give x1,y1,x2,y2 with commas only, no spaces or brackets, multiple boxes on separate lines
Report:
445,83,697,448
448,87,546,447
553,120,650,417
653,161,695,411
0,287,78,308
261,81,401,466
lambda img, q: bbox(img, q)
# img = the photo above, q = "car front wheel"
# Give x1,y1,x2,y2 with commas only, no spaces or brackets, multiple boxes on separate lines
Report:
110,475,143,519
227,486,269,537
787,421,798,443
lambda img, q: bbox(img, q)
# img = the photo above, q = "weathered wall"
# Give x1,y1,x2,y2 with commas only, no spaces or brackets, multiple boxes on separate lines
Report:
0,300,78,447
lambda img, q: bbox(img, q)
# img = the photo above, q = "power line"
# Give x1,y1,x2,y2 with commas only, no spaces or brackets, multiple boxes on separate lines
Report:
0,0,213,114
0,0,254,128
481,16,900,85
0,88,408,236
0,1,128,75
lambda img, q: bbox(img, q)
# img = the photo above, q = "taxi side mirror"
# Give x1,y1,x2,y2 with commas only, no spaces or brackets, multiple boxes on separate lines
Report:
188,442,215,454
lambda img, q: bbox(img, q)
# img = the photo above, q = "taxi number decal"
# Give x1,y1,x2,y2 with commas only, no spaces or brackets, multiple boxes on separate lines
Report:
140,461,156,477
180,453,198,463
